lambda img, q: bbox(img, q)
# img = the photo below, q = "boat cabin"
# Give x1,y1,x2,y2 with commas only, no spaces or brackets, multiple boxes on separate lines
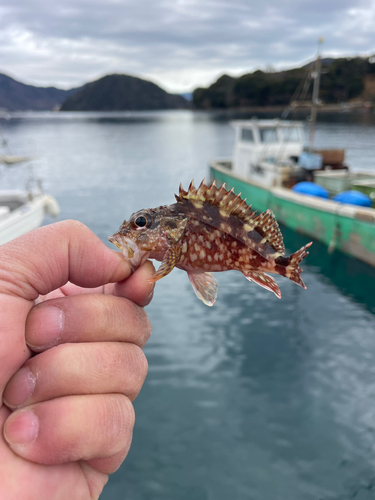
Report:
231,119,305,187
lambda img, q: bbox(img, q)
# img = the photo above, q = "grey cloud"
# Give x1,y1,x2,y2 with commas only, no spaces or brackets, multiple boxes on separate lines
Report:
0,0,374,91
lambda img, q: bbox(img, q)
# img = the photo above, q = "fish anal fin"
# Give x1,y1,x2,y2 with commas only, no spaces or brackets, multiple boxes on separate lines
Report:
243,270,281,299
188,272,218,306
149,246,180,283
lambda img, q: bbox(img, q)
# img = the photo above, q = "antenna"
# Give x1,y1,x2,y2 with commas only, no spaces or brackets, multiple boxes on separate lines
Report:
308,38,324,151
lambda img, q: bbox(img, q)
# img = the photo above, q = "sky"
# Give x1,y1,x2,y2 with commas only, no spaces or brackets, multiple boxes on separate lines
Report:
1,0,375,93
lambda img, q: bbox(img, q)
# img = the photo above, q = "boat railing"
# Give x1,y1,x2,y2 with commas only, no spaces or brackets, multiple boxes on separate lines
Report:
210,159,232,171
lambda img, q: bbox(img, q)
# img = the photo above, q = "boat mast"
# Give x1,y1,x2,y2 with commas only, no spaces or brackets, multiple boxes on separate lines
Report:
308,38,324,151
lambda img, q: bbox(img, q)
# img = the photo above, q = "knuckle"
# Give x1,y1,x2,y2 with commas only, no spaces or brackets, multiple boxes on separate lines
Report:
142,313,152,343
59,219,88,233
122,345,148,399
112,394,135,433
134,307,152,347
132,346,148,381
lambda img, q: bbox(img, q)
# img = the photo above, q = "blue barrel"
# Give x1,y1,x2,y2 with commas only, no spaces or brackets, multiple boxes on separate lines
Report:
333,190,372,207
292,182,329,199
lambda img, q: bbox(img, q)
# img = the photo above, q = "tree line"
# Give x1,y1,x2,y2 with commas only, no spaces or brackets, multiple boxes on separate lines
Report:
193,57,375,109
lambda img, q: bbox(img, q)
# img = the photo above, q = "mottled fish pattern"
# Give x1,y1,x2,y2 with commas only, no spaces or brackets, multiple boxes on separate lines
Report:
109,180,312,306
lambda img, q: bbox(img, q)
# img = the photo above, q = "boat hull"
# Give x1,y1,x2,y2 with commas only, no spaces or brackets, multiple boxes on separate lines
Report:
210,161,375,267
0,193,59,246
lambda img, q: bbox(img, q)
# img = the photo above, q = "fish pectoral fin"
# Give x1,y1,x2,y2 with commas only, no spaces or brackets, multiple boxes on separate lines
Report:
242,270,281,299
149,246,180,283
188,272,218,307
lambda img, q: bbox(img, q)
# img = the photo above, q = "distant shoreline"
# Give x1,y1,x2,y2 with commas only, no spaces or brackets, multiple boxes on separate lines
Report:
192,103,374,115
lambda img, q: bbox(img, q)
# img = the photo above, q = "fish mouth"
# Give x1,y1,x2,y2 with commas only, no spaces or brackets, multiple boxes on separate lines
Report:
108,233,150,272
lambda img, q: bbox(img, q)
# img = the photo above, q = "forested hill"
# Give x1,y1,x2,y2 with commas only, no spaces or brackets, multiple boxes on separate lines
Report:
0,73,78,111
60,74,190,111
193,57,375,109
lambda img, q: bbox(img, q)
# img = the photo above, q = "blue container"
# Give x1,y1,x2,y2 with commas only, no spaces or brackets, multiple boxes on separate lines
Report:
333,190,372,207
298,152,323,170
292,182,329,199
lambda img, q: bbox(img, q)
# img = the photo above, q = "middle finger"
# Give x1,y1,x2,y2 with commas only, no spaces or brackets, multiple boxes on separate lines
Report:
25,294,152,351
3,341,148,409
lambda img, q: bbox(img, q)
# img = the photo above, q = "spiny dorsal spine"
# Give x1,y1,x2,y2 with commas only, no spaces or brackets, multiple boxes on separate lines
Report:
175,179,286,255
176,179,256,221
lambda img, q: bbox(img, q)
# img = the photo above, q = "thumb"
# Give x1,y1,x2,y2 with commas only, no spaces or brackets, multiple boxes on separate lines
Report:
0,220,132,300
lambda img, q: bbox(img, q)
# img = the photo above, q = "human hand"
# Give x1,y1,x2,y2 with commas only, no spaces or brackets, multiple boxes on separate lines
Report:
0,220,154,500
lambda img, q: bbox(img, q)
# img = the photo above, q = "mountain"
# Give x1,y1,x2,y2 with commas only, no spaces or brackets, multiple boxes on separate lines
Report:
60,74,191,111
0,73,79,111
193,56,375,109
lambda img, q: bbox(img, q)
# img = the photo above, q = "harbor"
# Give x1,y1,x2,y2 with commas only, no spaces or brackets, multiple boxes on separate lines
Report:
1,110,375,499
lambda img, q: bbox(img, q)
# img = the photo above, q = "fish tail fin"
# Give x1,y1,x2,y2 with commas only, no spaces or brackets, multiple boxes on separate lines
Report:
279,242,312,289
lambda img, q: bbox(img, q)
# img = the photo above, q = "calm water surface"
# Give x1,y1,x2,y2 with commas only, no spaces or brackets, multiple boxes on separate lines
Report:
2,111,375,500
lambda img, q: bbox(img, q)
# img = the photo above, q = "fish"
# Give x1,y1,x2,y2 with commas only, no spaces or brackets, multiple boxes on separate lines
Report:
108,179,312,306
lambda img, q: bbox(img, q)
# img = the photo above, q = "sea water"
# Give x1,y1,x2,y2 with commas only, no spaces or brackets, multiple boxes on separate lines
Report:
1,110,375,500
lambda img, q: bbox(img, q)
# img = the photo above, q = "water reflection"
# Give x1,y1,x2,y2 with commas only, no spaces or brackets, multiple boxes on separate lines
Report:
280,224,375,315
2,111,375,500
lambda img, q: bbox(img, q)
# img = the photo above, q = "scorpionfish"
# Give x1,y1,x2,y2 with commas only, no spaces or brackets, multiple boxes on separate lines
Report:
109,180,312,306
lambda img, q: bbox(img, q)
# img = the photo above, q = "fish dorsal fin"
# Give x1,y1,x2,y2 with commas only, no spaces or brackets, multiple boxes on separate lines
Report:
175,180,286,256
175,179,256,221
251,209,286,256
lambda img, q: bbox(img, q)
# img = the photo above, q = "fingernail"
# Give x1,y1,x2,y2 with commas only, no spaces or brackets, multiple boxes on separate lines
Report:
3,367,36,408
5,410,39,445
27,306,64,347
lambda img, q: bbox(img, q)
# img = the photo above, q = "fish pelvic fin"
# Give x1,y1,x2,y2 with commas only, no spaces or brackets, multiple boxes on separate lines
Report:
149,245,181,283
243,270,281,299
188,272,218,306
276,241,313,289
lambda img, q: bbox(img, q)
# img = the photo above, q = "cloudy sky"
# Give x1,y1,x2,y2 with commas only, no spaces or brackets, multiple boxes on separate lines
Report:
1,0,375,93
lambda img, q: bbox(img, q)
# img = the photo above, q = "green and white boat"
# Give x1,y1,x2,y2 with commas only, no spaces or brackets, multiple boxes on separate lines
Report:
210,118,375,267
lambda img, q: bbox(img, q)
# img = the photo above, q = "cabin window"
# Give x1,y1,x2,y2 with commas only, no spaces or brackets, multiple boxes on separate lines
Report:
259,128,278,143
241,128,254,142
280,127,301,143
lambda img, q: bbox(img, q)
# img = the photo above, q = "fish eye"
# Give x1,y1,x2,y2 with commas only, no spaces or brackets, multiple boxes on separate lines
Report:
134,215,148,228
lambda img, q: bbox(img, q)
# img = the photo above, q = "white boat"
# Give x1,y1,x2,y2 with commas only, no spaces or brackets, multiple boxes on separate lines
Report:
210,40,375,267
210,118,375,266
0,155,60,245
